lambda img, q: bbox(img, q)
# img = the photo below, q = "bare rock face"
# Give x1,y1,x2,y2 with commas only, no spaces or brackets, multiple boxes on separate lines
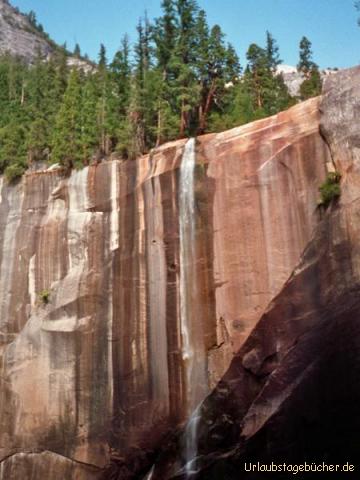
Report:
0,92,331,478
0,0,92,70
147,66,360,480
0,0,53,61
277,64,339,97
0,451,101,479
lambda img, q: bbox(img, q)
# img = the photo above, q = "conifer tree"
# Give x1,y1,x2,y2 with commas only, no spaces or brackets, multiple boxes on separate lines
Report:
297,36,315,75
297,36,322,99
266,31,282,72
153,0,179,145
245,40,293,118
154,0,178,71
95,43,114,155
245,43,269,111
98,44,108,70
196,21,241,132
110,35,132,148
80,75,99,162
52,69,83,168
173,0,199,136
74,43,81,58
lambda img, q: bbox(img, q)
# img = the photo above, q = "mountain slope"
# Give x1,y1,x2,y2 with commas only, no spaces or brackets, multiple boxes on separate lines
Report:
0,0,54,61
0,0,91,70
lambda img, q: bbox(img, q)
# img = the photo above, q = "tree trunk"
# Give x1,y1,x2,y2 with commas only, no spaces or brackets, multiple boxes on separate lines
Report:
199,83,216,133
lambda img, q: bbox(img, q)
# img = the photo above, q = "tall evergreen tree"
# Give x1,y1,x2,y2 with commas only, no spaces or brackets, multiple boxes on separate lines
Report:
110,35,131,118
98,44,108,70
80,75,99,162
297,36,322,99
196,21,241,132
153,0,179,145
173,0,199,136
154,0,178,71
74,43,81,58
245,43,269,111
266,31,282,72
52,69,83,168
245,41,293,118
297,36,316,75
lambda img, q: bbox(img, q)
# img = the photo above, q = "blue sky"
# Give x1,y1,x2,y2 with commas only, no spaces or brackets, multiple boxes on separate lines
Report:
12,0,360,69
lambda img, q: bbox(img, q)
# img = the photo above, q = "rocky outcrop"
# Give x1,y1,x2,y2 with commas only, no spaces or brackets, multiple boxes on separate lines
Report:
0,0,53,61
277,64,339,97
0,0,92,70
148,66,360,479
0,88,331,479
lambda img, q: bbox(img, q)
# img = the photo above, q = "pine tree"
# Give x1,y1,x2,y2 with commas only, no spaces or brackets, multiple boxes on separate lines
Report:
52,69,83,168
154,0,178,71
25,53,56,163
297,36,322,99
0,122,27,181
27,10,37,27
297,36,316,75
74,43,81,58
95,44,115,155
153,0,179,145
299,67,322,100
196,21,241,133
110,35,131,119
245,43,269,112
173,0,199,136
98,44,107,70
245,41,293,118
80,75,99,162
266,31,282,72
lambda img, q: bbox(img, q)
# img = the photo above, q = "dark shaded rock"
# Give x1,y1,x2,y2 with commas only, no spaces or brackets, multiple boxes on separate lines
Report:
152,66,360,479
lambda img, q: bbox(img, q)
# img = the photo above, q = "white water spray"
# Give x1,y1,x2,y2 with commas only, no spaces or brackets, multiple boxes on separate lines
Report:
179,138,200,476
144,465,155,480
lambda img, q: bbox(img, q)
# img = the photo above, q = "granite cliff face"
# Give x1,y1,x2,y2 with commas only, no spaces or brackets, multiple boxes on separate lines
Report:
152,66,360,479
0,0,91,70
1,67,358,480
0,0,53,61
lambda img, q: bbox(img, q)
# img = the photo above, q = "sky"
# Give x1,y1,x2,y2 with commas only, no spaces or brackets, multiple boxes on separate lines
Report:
12,0,360,69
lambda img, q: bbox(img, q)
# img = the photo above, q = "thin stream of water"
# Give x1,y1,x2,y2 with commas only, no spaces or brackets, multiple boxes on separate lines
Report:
179,138,199,476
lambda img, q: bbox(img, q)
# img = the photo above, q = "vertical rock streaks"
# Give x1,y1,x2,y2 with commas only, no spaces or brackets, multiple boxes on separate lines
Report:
0,94,333,479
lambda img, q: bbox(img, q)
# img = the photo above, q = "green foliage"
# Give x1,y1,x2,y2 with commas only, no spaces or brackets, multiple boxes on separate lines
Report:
266,30,282,72
52,69,83,168
300,67,322,100
242,37,294,118
5,163,26,182
297,36,322,99
319,172,341,207
297,36,316,74
74,43,81,58
39,289,51,305
356,1,360,26
0,1,309,178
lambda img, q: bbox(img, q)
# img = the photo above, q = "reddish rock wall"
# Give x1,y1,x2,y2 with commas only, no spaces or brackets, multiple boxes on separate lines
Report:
154,66,360,480
0,95,330,478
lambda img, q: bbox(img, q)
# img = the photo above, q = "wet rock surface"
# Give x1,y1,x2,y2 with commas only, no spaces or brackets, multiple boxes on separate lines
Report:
2,67,358,479
148,66,360,479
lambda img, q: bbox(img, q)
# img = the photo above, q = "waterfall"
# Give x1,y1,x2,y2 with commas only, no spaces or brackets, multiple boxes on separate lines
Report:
179,138,200,475
144,465,154,480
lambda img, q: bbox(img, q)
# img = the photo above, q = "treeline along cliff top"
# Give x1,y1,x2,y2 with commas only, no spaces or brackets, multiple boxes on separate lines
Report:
0,0,322,181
